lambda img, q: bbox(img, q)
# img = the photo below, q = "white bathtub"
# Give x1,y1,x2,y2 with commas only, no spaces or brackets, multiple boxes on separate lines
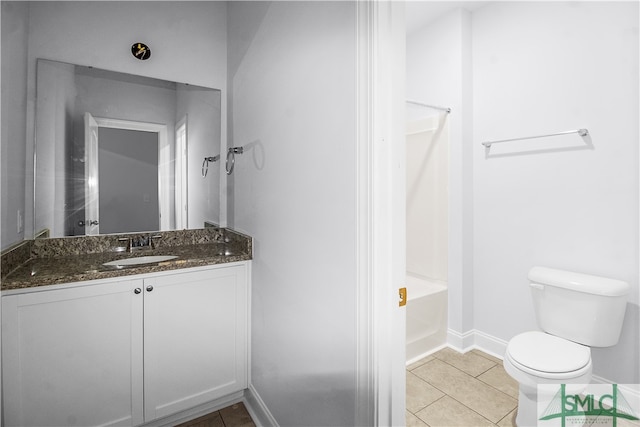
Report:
405,275,448,364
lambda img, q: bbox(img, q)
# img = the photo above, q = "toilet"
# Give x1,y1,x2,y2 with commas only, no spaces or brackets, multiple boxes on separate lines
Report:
504,266,630,427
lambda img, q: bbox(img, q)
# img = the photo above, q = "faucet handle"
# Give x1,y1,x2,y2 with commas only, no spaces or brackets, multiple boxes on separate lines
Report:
118,237,132,252
150,234,162,249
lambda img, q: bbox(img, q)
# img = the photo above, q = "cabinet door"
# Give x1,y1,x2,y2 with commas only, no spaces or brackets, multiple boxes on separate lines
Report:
2,280,144,427
143,265,247,420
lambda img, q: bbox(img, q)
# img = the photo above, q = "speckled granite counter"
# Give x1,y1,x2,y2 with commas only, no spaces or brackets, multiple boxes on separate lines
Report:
1,228,252,291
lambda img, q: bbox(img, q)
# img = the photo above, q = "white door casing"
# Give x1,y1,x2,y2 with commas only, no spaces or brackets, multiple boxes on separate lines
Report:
83,115,170,233
356,1,407,425
175,116,188,230
84,112,100,235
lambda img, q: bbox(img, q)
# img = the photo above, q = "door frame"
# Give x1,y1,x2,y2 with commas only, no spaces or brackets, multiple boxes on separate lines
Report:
90,116,170,232
174,116,188,230
356,1,407,425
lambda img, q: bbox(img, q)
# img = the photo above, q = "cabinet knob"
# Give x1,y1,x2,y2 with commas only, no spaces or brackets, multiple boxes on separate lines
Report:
146,285,154,292
134,288,142,294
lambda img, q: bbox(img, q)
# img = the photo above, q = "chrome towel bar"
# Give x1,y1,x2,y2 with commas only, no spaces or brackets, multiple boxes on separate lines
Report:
482,128,589,148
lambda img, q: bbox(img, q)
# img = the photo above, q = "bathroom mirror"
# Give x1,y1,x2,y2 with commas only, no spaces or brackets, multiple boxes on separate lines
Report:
34,59,221,238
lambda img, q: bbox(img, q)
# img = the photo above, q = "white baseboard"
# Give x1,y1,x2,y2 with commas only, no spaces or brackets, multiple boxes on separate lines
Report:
446,328,476,352
243,384,279,427
447,328,508,358
471,329,509,360
590,377,640,402
146,391,244,427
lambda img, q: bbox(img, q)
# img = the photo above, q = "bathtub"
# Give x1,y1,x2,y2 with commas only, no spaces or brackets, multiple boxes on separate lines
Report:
405,275,448,364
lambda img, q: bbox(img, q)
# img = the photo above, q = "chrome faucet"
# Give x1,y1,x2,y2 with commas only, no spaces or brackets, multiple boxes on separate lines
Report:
117,237,132,252
132,235,150,249
118,234,162,252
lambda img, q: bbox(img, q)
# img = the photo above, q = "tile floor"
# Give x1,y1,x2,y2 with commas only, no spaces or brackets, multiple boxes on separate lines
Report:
176,402,256,427
407,348,519,427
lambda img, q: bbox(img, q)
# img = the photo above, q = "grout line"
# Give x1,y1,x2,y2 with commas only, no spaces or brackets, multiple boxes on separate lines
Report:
431,348,499,377
431,355,497,379
474,364,498,378
412,394,448,415
496,408,516,427
475,368,519,402
418,390,498,426
475,352,503,364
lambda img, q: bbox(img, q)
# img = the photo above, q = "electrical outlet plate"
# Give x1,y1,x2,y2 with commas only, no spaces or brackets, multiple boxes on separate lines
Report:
17,210,23,233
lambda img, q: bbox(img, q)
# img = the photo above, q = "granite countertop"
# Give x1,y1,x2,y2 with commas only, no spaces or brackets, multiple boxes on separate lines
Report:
1,228,252,291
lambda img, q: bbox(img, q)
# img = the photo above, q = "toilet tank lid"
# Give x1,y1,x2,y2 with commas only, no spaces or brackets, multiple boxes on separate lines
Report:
529,267,629,297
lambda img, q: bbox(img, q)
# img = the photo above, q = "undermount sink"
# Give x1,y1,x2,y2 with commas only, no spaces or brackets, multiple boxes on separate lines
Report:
103,255,178,267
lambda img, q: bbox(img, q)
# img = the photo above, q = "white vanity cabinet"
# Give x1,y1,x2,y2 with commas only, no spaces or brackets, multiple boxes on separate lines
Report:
143,265,248,421
2,277,145,427
1,263,248,427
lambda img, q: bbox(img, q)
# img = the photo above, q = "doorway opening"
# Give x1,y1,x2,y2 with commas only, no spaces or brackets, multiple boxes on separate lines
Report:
83,114,169,235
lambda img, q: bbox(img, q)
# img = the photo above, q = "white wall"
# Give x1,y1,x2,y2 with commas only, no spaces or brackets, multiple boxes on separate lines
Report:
26,2,227,88
20,1,227,240
228,2,358,425
1,2,29,250
406,8,474,337
472,2,639,383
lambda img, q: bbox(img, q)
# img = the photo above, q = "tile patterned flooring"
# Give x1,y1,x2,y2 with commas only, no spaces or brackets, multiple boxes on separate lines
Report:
175,402,256,427
407,348,519,427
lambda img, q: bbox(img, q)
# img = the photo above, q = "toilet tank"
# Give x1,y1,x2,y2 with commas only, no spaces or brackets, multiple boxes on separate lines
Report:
529,266,630,347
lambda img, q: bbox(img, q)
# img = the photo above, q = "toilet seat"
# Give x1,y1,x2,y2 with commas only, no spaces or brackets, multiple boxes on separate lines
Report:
506,331,592,380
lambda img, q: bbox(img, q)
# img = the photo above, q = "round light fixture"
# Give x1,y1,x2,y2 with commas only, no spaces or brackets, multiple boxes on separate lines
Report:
131,43,151,60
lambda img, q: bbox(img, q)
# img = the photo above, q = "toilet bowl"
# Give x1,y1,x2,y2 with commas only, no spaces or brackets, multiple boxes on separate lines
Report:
504,331,592,426
505,267,629,427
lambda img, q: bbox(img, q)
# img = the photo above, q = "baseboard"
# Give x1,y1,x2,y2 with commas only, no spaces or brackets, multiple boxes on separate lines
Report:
145,391,245,427
446,328,475,352
243,384,279,427
590,376,640,402
447,328,508,359
471,329,509,360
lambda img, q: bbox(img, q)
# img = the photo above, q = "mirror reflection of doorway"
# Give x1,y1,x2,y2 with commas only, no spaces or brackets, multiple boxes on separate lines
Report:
98,127,159,234
82,114,169,235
